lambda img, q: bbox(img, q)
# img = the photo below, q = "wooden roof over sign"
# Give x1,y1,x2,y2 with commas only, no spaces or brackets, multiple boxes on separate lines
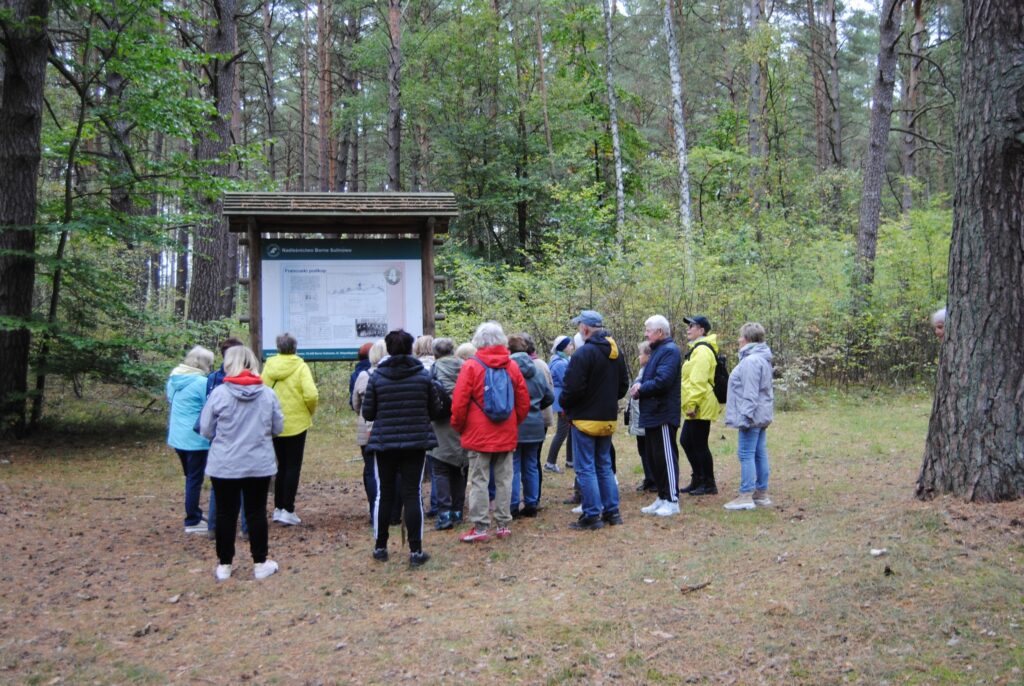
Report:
222,192,458,234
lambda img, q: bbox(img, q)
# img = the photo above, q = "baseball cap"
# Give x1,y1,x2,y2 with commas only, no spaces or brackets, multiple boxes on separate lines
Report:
683,315,711,333
571,310,604,327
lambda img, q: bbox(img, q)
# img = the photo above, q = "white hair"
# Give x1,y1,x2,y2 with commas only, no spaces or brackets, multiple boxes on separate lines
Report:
369,339,388,366
931,307,946,326
644,314,671,337
224,346,261,377
472,321,507,348
182,345,214,374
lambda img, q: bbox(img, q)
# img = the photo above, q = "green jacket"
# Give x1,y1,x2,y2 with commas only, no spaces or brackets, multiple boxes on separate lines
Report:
262,354,319,437
681,334,721,421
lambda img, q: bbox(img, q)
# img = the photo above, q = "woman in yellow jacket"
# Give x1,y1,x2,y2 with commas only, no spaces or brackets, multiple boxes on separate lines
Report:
680,315,722,496
262,333,319,525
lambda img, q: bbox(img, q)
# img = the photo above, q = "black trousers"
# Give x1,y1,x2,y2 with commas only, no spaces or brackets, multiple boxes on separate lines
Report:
273,431,307,512
636,435,655,485
210,476,270,565
546,413,574,466
362,446,403,522
680,419,714,485
645,424,680,502
432,460,467,512
373,449,426,553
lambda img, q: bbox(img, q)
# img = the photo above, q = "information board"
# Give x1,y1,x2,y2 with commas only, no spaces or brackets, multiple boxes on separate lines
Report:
261,239,423,360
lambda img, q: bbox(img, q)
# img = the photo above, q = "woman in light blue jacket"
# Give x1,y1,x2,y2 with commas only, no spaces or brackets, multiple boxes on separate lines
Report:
723,323,774,510
166,346,214,534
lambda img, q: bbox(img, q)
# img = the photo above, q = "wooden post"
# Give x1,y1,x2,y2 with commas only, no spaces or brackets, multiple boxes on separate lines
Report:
421,216,436,335
247,217,263,359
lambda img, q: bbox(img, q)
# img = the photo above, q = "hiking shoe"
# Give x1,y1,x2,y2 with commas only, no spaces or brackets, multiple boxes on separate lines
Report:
543,463,563,474
753,490,772,507
641,498,665,514
520,506,539,518
372,547,389,562
435,511,454,531
510,508,522,520
460,527,491,543
253,560,278,580
409,551,431,567
688,483,718,496
679,479,698,494
570,515,605,531
725,493,755,510
653,500,680,517
495,526,512,539
602,510,624,526
571,505,583,514
278,510,302,525
214,564,232,581
185,523,207,534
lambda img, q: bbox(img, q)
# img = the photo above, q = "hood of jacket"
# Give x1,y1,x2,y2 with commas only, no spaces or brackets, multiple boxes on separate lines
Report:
167,370,205,394
474,344,512,369
739,341,772,362
169,363,206,378
511,351,537,378
376,354,425,381
262,354,305,383
223,380,266,402
687,333,719,354
433,355,463,387
585,330,622,360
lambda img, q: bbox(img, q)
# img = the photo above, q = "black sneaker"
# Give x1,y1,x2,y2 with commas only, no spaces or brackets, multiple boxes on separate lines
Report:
570,515,605,531
679,479,698,494
510,507,522,520
601,510,624,526
372,547,389,562
688,483,718,496
520,505,539,518
409,551,431,567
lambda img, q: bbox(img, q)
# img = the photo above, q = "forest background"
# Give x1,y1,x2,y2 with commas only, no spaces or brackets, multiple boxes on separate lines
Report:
0,0,959,430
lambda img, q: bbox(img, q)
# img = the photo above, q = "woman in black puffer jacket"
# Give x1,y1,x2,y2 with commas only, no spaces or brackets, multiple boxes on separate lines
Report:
362,329,441,567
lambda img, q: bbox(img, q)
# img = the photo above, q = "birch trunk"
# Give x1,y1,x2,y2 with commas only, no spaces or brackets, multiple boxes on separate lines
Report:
601,0,625,235
662,0,693,280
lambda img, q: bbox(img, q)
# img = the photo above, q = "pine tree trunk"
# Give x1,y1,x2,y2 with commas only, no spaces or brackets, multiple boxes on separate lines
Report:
917,0,1024,502
262,0,277,181
855,0,903,288
534,8,554,167
317,0,333,192
601,0,625,235
748,0,767,213
900,0,924,213
806,0,829,170
826,0,842,167
663,0,693,281
386,0,402,191
0,0,49,435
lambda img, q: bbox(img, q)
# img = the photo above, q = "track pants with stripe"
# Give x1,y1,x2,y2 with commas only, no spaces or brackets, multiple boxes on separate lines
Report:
373,449,427,553
645,424,680,502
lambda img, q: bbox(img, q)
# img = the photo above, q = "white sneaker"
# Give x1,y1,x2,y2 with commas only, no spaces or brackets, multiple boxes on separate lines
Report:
753,490,772,507
724,493,756,510
185,523,207,534
272,508,283,522
279,510,302,526
215,564,232,581
653,500,680,517
254,560,279,580
641,498,665,514
571,505,583,514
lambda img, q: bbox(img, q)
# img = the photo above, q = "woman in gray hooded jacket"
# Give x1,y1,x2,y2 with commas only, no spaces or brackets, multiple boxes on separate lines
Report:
723,322,774,510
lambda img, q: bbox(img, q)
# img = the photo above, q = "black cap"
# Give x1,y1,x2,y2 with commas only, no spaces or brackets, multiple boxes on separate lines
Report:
683,315,711,333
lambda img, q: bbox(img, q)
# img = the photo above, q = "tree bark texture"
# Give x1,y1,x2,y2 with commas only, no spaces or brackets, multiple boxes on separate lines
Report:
747,0,767,212
190,0,240,323
900,0,924,213
917,0,1024,502
262,0,277,180
825,0,842,167
663,0,693,281
855,0,903,288
806,0,829,170
0,0,50,434
601,0,625,235
386,0,402,191
317,0,333,191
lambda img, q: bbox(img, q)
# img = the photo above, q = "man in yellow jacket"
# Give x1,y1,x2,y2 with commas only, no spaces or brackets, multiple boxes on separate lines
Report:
262,333,319,525
680,315,721,496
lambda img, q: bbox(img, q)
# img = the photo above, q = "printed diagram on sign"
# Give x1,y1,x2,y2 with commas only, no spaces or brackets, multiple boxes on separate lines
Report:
281,266,401,344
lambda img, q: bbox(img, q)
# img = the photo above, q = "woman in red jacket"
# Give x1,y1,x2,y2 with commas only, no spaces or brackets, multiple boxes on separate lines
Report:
450,321,530,542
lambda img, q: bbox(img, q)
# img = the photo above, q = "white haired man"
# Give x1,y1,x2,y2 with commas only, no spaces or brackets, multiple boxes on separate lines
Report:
931,307,946,341
629,315,684,517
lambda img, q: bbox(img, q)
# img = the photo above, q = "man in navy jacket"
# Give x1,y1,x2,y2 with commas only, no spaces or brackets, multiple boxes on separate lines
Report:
629,315,683,517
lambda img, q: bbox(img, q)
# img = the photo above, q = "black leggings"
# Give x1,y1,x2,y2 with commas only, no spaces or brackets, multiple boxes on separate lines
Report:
210,476,270,565
273,431,306,512
546,413,574,466
373,450,426,553
680,419,714,485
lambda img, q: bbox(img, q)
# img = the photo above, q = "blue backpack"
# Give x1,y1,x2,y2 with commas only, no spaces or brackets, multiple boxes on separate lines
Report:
470,356,515,422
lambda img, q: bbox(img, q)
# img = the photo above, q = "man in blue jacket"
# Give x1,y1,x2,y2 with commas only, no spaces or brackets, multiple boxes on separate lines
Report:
629,315,683,517
560,310,630,530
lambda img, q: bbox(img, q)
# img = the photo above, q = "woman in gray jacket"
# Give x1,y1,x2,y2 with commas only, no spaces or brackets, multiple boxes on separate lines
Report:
200,346,284,580
723,323,774,510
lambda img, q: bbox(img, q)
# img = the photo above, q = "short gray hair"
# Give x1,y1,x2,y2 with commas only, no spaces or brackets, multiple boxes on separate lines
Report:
183,345,214,374
637,341,652,356
472,321,507,348
644,314,671,337
276,332,297,355
931,307,946,326
454,342,477,360
369,339,388,366
433,337,455,358
413,335,435,357
739,322,766,343
224,346,261,377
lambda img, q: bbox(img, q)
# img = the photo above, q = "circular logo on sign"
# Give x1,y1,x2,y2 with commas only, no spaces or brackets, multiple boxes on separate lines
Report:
267,243,281,258
385,268,402,285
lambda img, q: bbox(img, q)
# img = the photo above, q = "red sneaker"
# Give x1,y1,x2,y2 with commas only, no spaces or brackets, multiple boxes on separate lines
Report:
495,526,512,539
459,527,490,543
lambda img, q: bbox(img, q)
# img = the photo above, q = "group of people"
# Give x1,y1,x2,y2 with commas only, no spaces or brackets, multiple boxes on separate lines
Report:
165,334,318,581
166,309,778,578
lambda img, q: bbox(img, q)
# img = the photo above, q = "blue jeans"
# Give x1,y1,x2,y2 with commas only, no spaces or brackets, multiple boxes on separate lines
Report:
570,428,619,518
176,450,208,526
511,442,543,510
737,427,770,493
